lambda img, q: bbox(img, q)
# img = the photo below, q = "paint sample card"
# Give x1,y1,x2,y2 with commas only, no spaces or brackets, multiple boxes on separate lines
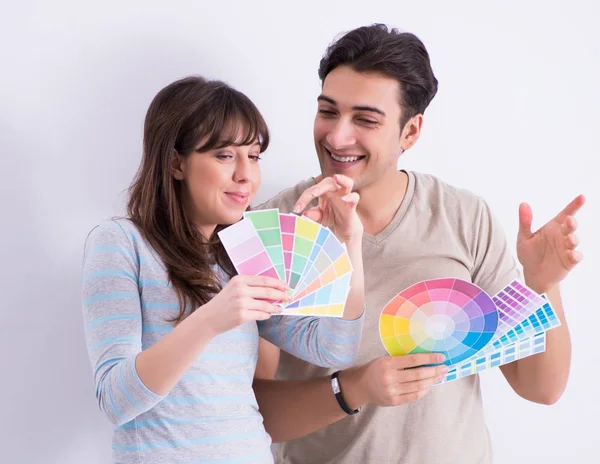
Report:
440,332,547,384
284,272,352,317
285,280,352,317
244,209,285,281
279,213,322,289
291,230,352,304
220,210,353,317
217,218,279,279
481,301,559,355
379,278,498,366
291,226,334,296
491,279,547,342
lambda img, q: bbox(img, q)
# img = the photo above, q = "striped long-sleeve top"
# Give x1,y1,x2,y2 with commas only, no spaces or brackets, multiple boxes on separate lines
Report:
81,219,363,463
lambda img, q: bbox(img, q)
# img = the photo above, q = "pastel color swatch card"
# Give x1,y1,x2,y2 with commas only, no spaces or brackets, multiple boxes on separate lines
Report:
218,209,353,317
217,218,279,279
278,213,322,290
243,209,285,282
441,331,547,383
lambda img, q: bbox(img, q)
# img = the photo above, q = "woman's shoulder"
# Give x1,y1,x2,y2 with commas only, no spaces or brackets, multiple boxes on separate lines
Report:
84,217,144,250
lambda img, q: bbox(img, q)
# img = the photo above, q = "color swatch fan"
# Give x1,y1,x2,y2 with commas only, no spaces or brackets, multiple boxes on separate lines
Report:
379,278,561,380
218,209,353,317
440,291,560,383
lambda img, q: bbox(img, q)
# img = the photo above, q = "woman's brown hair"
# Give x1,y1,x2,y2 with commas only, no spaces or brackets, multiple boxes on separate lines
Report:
127,76,270,323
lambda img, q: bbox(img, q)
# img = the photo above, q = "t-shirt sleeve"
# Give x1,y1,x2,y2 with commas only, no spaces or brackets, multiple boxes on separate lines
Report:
82,221,165,426
471,199,520,296
257,313,364,369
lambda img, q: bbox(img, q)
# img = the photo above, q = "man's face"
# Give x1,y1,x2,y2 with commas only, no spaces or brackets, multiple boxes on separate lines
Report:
313,65,407,191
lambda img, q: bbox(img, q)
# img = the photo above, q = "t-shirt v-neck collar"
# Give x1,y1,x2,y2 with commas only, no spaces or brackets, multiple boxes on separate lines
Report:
304,170,415,246
362,170,415,245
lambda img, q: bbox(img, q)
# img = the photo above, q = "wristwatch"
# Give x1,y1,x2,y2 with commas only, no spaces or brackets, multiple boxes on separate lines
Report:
331,371,361,415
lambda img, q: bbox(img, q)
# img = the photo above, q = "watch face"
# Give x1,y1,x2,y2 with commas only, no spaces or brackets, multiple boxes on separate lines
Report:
332,377,341,394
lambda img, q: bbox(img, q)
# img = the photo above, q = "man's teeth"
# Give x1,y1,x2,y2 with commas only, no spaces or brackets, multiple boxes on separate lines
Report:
329,151,361,163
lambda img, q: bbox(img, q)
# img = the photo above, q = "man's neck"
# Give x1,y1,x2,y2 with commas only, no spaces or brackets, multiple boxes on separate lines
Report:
356,170,409,236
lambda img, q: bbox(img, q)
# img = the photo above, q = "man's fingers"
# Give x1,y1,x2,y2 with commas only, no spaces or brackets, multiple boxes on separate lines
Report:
568,249,583,264
565,233,580,250
403,389,431,402
302,207,323,223
396,375,442,395
341,192,360,208
390,353,446,369
333,174,353,195
518,202,533,239
556,194,585,221
562,216,578,234
396,365,447,383
293,178,339,214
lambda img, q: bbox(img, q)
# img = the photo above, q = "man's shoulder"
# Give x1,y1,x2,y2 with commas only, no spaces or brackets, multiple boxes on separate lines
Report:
411,171,486,213
253,177,316,212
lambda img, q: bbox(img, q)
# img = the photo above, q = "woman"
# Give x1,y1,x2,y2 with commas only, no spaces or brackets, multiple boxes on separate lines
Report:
81,76,365,463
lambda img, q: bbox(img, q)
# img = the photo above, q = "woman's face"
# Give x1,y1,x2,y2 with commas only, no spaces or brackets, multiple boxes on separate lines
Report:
172,140,262,238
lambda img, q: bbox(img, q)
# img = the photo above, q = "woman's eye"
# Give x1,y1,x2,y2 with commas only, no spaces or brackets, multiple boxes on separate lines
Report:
216,153,234,160
249,155,262,161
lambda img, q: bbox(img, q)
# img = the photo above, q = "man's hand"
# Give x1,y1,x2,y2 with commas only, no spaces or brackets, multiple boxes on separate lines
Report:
517,194,585,293
339,354,448,409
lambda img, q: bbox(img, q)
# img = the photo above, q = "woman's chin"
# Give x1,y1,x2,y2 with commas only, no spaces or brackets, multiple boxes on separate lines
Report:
218,212,245,226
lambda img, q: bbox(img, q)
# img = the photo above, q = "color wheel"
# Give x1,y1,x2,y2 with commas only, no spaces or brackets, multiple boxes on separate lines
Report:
379,278,498,366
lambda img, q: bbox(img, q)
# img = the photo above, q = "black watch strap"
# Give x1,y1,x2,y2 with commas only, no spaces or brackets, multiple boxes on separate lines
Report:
331,371,360,415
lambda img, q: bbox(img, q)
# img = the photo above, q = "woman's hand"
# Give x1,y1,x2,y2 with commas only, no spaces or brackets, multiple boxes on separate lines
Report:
201,275,289,335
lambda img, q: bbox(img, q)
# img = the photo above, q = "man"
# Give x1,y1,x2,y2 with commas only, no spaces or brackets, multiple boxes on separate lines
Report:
252,24,585,463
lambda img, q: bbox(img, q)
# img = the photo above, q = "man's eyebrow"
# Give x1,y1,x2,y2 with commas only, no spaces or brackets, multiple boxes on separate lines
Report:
317,95,386,117
317,95,337,106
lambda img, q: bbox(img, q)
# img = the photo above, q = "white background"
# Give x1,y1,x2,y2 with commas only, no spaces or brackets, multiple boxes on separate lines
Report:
1,1,597,463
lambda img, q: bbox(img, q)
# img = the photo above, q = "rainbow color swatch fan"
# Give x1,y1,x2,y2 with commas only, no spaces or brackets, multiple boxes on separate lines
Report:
379,278,561,380
217,209,353,317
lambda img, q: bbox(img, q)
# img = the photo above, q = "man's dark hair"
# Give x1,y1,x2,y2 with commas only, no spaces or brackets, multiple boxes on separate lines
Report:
318,24,438,127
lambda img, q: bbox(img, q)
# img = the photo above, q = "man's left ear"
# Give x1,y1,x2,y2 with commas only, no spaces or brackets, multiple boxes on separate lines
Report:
400,114,424,152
